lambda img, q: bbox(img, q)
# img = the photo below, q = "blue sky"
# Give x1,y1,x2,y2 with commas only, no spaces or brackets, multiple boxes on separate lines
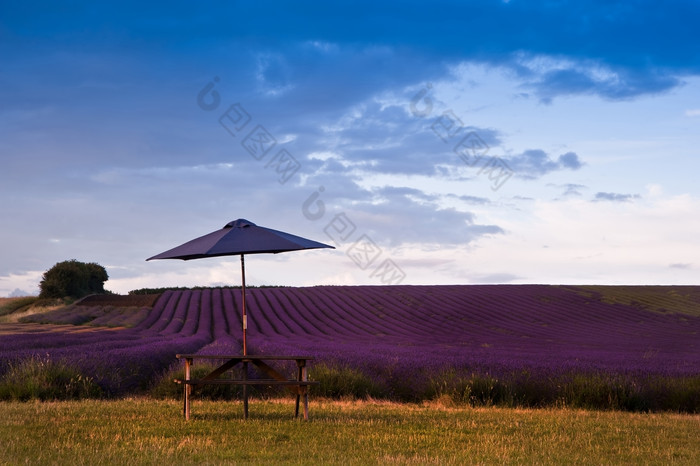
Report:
2,1,700,296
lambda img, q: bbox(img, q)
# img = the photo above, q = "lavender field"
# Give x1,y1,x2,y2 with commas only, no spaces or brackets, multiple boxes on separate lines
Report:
3,285,700,411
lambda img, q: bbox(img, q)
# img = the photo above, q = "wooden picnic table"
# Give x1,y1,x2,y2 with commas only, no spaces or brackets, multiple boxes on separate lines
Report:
174,354,319,420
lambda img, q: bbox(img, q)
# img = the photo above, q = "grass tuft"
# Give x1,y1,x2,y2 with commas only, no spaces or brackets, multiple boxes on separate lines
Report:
0,355,103,401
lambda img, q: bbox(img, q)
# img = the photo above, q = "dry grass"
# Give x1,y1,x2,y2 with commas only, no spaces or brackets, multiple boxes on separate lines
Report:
0,306,61,324
3,398,696,464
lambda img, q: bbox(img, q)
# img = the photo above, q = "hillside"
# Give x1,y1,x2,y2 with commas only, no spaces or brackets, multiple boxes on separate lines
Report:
4,285,699,409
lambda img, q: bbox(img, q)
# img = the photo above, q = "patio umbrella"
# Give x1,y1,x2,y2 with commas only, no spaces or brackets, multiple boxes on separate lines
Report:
147,218,334,354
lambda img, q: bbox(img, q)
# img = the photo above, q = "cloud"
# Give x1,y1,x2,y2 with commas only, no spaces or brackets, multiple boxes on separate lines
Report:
546,183,588,198
669,263,692,270
451,194,492,205
254,53,295,96
0,271,42,297
561,184,587,197
465,193,700,285
685,109,700,117
594,192,641,202
299,96,584,183
469,273,521,284
241,1,698,101
558,152,584,170
514,58,683,103
505,150,584,179
333,185,505,247
300,98,503,177
4,1,697,109
9,288,33,297
2,0,700,293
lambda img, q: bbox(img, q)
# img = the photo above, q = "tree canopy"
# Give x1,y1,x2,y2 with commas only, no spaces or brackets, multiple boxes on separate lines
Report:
39,260,109,299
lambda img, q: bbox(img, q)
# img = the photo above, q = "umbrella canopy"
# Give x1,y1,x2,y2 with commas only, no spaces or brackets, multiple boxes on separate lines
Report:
147,218,334,354
147,218,333,260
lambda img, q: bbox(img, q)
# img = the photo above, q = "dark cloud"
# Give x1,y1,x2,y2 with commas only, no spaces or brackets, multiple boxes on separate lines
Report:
253,1,699,101
669,263,692,270
0,0,687,188
594,192,641,202
520,65,684,103
4,1,697,106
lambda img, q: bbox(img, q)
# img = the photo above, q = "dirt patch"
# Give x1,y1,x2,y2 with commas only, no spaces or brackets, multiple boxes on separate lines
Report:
0,322,120,335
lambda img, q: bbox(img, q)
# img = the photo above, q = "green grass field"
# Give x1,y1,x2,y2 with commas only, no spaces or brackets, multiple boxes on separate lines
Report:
1,398,698,464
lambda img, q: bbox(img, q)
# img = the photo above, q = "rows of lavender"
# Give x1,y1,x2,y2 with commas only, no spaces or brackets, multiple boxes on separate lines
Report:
2,286,699,410
246,285,700,410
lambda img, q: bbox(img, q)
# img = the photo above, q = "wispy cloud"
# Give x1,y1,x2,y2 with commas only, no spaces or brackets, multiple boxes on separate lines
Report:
548,183,588,197
594,192,641,202
669,263,692,270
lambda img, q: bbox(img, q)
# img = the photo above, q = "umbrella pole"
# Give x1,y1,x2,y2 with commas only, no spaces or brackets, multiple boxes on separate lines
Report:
240,254,249,418
241,254,247,356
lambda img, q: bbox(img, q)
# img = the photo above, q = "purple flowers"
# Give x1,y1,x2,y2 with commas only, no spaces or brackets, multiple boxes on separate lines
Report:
1,285,699,409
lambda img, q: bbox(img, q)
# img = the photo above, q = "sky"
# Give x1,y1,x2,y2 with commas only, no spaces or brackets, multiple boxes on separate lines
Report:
2,1,700,296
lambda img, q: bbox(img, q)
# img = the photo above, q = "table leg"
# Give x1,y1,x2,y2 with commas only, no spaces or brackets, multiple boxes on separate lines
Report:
302,363,309,420
184,357,192,421
294,360,310,420
295,362,302,418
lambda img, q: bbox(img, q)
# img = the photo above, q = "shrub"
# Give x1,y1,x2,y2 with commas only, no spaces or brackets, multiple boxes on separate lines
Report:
39,260,109,299
309,363,384,399
0,355,103,401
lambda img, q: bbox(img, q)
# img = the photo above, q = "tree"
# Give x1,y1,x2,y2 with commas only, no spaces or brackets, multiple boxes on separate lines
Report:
39,260,109,299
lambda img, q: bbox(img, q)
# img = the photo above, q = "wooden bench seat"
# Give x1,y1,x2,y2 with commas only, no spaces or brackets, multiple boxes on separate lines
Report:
175,378,319,387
